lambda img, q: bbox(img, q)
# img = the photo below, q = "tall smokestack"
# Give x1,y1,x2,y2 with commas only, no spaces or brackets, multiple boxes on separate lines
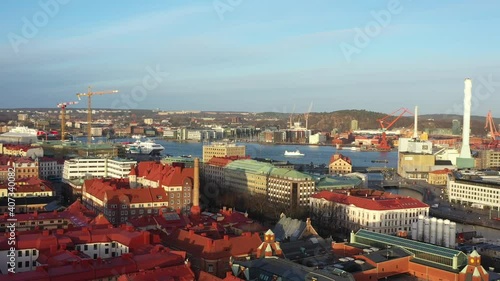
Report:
190,158,201,216
457,78,475,168
413,105,418,138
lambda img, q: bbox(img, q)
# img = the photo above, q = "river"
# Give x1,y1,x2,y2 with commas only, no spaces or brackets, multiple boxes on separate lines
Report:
92,137,398,168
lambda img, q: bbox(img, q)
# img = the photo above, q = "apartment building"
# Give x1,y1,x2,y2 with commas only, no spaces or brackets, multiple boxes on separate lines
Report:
202,142,246,162
310,189,429,236
267,168,315,208
38,157,64,180
128,161,194,212
82,178,169,224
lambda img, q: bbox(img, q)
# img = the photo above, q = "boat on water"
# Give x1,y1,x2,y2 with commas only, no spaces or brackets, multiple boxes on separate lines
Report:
371,159,389,163
125,139,165,155
131,134,145,139
284,150,305,157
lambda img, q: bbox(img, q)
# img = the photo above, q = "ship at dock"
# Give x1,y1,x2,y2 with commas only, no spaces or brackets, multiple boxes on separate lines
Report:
125,139,165,155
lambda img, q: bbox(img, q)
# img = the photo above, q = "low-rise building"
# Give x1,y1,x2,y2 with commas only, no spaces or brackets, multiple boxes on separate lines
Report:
1,144,43,158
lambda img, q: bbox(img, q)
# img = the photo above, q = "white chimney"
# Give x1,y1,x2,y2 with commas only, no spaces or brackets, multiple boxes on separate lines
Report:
459,78,472,159
413,105,418,138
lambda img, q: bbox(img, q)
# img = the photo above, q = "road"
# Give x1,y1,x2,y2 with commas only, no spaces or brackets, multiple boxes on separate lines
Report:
383,176,500,231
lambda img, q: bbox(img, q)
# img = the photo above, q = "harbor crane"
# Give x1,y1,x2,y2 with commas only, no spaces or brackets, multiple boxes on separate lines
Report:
484,110,500,149
57,101,78,141
376,107,413,151
303,102,313,130
76,86,118,144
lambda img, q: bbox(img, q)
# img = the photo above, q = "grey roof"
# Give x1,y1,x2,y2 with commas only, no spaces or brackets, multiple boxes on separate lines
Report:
232,257,355,281
273,215,306,242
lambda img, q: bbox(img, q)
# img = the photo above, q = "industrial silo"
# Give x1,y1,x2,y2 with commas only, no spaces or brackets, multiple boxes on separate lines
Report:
449,222,457,248
436,219,444,246
411,222,418,240
430,217,437,244
417,215,424,241
424,217,431,243
443,219,451,247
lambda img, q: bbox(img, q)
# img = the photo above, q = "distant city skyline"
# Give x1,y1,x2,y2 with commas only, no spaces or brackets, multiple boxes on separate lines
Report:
1,1,500,115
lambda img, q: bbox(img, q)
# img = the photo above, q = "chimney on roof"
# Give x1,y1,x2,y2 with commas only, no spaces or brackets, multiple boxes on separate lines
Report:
190,158,201,216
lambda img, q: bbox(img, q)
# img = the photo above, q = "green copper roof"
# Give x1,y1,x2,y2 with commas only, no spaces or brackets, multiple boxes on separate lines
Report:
269,167,311,180
226,159,274,175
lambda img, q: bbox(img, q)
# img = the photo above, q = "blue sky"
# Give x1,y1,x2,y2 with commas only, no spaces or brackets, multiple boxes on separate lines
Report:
1,0,500,115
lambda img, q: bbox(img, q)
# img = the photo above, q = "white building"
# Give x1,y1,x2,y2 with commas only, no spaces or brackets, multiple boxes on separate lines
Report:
399,138,433,154
202,142,246,162
62,157,137,181
144,118,154,125
447,171,500,211
309,133,326,144
310,189,429,235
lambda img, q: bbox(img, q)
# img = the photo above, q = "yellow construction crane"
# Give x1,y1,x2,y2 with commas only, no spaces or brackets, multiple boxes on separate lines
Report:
76,86,118,144
57,101,79,141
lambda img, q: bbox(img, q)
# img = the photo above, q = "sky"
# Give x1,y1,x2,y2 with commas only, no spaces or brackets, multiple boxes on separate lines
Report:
1,0,500,115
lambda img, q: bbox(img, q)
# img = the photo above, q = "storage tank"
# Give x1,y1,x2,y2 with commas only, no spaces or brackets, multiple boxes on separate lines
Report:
449,222,457,248
411,222,418,240
424,217,431,243
430,217,437,244
436,219,444,246
443,219,451,247
417,215,424,241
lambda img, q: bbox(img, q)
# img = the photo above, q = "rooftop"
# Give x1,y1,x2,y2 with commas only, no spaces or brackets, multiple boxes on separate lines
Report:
311,189,429,210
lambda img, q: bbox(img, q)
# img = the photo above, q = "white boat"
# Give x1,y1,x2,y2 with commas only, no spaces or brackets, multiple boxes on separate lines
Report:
284,150,305,157
349,146,361,151
125,139,165,155
131,134,145,139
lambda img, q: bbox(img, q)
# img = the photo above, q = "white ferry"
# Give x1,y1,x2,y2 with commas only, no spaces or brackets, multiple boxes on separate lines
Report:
284,150,305,157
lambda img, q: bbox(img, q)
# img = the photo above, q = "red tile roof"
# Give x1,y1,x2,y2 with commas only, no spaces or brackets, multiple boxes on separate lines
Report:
117,264,195,281
311,189,429,210
84,178,169,205
329,153,352,165
166,229,262,260
130,162,194,187
0,177,53,193
429,169,450,175
207,156,250,167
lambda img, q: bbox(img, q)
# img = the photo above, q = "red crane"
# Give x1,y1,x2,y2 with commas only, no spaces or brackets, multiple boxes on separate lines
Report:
376,107,413,151
484,110,500,149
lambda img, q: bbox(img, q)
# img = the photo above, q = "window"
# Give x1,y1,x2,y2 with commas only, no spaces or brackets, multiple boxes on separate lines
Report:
18,262,22,268
18,251,22,257
94,244,98,250
84,245,88,251
32,249,37,255
25,261,29,268
25,250,29,256
105,249,109,254
208,264,214,272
